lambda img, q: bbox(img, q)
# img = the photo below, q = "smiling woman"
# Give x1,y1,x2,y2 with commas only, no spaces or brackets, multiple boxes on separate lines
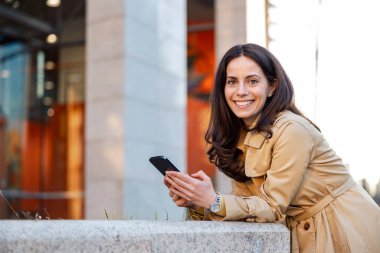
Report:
224,56,275,126
164,43,380,253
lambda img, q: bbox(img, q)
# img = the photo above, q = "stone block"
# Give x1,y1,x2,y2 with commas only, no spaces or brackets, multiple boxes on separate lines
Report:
124,59,186,107
87,0,125,24
125,0,157,28
0,220,290,253
125,18,160,68
158,40,186,79
123,179,184,220
86,138,125,181
85,179,124,219
87,57,125,102
86,98,125,141
125,100,185,148
125,18,186,78
156,1,186,43
87,17,125,61
125,138,186,181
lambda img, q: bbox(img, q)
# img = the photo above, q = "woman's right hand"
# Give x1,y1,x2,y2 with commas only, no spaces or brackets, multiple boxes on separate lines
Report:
164,176,198,209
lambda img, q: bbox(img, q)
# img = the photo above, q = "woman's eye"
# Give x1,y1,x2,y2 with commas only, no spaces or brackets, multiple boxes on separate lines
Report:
227,80,236,85
248,79,258,85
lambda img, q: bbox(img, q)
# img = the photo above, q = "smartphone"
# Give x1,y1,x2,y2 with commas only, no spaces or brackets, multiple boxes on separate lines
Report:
149,156,180,176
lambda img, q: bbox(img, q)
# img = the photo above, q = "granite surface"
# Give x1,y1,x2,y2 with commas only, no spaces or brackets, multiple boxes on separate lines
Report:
0,220,290,253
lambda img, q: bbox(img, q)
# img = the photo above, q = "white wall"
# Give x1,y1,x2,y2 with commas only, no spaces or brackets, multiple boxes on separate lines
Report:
268,0,380,193
316,0,380,193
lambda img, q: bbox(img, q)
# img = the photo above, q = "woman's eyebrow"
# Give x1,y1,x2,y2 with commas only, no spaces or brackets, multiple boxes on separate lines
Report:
246,74,262,79
226,74,262,79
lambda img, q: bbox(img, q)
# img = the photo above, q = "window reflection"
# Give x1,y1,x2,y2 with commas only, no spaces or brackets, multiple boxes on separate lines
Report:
0,0,85,219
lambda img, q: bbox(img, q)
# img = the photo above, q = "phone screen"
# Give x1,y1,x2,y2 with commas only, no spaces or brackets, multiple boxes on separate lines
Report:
149,156,180,176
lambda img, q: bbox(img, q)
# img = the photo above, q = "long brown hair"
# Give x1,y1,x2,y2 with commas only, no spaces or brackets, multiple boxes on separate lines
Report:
205,43,319,182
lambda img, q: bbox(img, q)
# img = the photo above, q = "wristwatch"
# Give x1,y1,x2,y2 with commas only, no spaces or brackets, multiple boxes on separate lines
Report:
209,192,222,213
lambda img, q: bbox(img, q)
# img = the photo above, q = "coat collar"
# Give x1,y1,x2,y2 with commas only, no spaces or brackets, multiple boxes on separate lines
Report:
236,131,248,151
244,131,268,149
239,113,268,149
241,111,289,149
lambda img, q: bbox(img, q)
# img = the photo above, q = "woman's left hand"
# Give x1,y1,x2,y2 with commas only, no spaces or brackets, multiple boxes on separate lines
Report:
165,170,217,209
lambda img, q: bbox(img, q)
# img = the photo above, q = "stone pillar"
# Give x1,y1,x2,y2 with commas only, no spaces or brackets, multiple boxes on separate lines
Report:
123,0,186,220
86,0,186,220
86,0,127,219
215,0,247,63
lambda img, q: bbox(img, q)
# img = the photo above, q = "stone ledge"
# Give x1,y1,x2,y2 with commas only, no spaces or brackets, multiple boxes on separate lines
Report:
0,220,290,253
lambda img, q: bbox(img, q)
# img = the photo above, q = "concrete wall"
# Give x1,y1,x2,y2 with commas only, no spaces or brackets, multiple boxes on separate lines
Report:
85,0,186,220
0,220,290,253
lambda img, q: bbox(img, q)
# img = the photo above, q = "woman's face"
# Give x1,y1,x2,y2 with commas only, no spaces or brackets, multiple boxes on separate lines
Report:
224,55,275,126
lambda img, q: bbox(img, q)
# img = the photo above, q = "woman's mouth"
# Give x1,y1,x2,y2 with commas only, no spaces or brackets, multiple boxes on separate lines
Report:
234,100,254,109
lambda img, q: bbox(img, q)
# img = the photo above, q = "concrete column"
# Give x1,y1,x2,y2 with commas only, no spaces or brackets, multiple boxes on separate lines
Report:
215,0,247,63
86,0,127,219
86,0,186,220
123,0,186,220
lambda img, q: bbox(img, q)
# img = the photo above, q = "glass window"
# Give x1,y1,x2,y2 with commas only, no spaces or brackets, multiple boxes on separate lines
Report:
0,0,85,219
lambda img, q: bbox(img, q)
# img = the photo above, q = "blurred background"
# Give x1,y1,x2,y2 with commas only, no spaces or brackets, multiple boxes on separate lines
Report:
0,0,379,220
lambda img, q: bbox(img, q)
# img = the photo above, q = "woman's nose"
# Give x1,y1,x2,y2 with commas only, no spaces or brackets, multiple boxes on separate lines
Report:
237,82,248,96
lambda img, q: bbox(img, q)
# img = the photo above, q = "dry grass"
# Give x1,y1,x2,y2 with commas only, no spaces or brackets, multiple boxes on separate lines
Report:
0,190,50,220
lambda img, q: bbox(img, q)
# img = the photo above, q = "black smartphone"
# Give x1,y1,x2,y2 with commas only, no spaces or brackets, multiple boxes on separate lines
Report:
149,156,180,176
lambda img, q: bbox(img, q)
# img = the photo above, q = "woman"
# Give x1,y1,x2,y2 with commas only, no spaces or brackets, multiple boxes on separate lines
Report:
164,43,380,252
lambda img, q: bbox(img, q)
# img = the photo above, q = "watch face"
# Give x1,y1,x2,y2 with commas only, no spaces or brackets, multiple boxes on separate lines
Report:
210,193,222,213
210,203,221,213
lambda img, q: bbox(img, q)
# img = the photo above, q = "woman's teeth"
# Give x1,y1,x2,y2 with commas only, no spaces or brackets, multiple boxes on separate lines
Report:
235,101,253,106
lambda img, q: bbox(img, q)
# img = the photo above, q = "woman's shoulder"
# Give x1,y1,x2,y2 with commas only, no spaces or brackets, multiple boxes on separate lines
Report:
274,110,310,127
272,110,322,143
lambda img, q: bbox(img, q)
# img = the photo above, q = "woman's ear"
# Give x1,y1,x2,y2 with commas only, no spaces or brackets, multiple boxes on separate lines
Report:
268,79,278,97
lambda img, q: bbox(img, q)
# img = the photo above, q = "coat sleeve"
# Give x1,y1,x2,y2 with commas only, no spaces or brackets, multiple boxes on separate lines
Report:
188,178,253,220
210,122,314,222
188,207,209,220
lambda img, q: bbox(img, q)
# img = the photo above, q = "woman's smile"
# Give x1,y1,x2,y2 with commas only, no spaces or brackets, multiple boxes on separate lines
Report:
234,100,254,108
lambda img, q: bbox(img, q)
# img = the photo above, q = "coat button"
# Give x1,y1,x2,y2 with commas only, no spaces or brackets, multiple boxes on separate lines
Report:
304,222,310,231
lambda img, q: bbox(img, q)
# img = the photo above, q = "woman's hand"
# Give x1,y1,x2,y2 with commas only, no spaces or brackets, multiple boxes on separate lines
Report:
164,170,217,209
164,176,197,208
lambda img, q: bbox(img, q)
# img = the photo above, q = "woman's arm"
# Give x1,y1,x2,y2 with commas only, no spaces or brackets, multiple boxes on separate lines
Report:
170,177,253,221
166,121,314,222
215,121,314,222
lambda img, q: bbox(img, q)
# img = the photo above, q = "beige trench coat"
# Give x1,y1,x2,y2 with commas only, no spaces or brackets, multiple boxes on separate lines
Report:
190,110,380,253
